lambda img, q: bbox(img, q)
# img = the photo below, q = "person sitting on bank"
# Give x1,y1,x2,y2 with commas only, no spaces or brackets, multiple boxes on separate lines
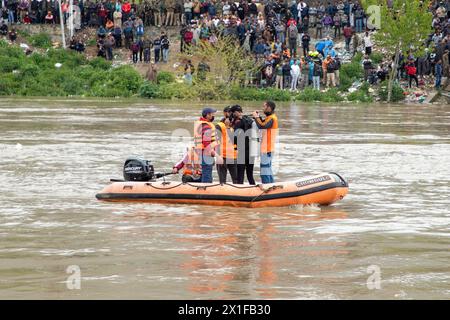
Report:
215,106,238,184
172,146,202,183
194,107,222,183
252,101,278,184
1,22,9,36
231,105,256,185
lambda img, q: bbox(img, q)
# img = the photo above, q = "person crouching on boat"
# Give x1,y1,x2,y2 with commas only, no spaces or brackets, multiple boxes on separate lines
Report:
253,101,279,184
194,107,222,183
215,106,238,184
172,146,202,183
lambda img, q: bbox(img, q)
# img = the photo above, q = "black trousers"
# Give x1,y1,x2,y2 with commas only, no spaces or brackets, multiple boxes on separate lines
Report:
154,48,160,62
408,75,419,88
237,163,255,185
302,43,309,57
217,161,238,184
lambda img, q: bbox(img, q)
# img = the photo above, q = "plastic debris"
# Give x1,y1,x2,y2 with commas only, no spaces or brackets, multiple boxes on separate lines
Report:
348,80,363,93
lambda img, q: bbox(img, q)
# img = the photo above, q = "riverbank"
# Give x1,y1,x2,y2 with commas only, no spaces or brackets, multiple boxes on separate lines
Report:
1,25,449,104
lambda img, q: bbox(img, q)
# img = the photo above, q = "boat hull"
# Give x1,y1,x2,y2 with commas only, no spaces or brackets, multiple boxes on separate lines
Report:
96,173,349,208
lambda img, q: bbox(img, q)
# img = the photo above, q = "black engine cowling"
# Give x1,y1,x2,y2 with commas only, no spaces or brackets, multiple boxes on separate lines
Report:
123,157,154,181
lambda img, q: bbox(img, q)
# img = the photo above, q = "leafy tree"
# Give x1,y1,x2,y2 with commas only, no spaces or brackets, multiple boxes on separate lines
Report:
179,36,257,86
361,0,432,102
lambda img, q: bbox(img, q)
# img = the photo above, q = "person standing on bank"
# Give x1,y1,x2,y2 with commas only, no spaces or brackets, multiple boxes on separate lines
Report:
231,105,256,185
252,101,279,184
194,107,222,183
215,106,238,184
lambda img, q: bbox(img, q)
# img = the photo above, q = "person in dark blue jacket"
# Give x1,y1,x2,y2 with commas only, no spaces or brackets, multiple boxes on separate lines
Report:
289,1,298,22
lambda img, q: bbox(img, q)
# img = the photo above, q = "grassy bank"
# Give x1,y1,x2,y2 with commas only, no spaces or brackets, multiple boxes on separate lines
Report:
0,39,404,103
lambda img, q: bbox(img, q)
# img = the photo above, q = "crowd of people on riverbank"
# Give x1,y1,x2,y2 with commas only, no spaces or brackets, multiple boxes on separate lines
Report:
399,0,450,89
1,1,449,90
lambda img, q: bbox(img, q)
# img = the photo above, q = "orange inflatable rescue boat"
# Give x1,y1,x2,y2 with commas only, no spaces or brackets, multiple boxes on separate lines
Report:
96,172,349,208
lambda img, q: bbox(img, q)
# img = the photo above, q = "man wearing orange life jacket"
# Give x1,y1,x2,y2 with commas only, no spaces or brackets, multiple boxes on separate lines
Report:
194,107,222,183
172,146,202,183
215,106,238,184
252,101,278,184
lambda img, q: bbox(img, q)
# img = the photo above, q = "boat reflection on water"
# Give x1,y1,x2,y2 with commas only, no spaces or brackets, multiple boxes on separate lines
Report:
116,206,349,299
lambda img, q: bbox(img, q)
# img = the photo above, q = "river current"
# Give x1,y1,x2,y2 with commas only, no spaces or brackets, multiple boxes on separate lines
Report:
0,98,449,299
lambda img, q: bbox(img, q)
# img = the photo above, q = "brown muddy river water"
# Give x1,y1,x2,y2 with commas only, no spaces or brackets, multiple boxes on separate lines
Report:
0,98,449,299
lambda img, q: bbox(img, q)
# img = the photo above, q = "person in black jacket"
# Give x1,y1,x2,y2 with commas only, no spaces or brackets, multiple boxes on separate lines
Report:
231,105,256,185
282,60,291,89
301,32,311,57
153,36,161,63
0,21,8,36
249,0,258,17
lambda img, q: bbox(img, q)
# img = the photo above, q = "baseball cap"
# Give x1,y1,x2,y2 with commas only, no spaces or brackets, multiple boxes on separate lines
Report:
202,107,217,117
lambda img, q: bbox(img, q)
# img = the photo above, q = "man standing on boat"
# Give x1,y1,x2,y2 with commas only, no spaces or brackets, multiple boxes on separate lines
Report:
253,101,279,184
215,106,238,184
194,107,221,183
231,105,256,185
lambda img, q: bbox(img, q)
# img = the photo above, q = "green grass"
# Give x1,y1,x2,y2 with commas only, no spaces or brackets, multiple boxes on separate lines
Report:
0,40,143,97
294,87,345,102
29,33,52,49
379,81,406,102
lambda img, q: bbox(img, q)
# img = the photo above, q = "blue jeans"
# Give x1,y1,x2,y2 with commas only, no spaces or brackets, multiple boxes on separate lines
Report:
144,48,151,62
260,152,274,184
201,155,214,183
8,10,14,24
313,76,320,90
355,18,363,33
185,12,192,24
162,48,169,62
435,74,442,88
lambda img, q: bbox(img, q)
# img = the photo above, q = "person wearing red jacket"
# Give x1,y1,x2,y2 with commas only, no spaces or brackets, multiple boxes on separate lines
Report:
98,4,109,26
184,28,194,48
405,60,419,88
122,1,132,20
287,17,297,27
343,24,353,52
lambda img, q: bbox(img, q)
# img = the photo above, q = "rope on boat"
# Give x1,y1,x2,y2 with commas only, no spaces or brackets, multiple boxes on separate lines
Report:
250,184,284,203
145,182,183,190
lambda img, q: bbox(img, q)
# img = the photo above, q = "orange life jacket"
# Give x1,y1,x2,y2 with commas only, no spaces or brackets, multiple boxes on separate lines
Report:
183,147,202,176
216,122,237,159
258,114,279,153
194,120,217,153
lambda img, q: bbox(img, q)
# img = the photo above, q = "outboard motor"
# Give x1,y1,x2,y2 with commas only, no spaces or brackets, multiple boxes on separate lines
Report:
123,157,154,181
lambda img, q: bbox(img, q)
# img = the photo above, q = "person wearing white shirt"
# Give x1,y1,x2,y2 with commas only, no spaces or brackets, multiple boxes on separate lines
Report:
193,24,201,45
222,2,231,16
290,60,301,91
184,1,193,24
297,1,306,23
363,31,373,56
